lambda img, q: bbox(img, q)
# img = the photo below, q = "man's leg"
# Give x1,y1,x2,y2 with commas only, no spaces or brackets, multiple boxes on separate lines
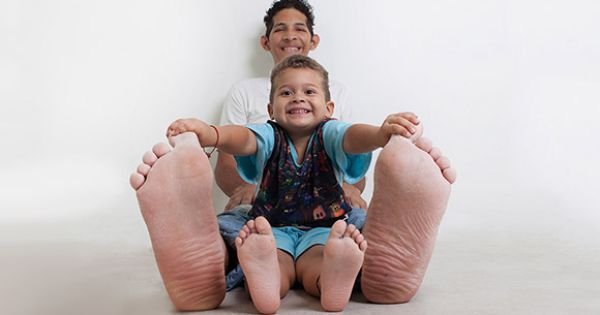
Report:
361,135,453,303
130,132,227,310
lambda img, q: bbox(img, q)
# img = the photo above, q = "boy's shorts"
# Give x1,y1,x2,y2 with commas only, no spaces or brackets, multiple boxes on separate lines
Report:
272,226,330,260
217,205,366,291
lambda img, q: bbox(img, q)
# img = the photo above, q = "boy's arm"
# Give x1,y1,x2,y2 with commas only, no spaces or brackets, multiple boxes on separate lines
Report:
343,112,421,153
167,118,257,156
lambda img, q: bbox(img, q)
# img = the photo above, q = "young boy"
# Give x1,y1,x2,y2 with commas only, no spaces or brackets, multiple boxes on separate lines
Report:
215,0,368,293
166,55,422,313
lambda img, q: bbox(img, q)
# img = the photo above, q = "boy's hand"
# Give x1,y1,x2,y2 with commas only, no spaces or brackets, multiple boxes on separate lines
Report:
166,118,214,146
379,112,421,144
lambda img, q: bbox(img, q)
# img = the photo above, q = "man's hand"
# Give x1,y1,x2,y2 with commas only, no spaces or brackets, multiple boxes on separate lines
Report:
224,182,257,211
342,182,367,209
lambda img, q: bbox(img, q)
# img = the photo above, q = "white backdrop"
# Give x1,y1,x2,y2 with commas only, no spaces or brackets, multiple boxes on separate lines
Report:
1,0,599,234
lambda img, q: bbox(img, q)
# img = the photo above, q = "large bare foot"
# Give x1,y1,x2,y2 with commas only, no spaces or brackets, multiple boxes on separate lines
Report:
130,132,226,310
361,136,451,303
235,217,280,314
320,220,367,312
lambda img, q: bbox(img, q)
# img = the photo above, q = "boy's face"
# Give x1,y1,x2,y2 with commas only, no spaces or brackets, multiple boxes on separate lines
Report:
268,68,333,136
261,8,320,64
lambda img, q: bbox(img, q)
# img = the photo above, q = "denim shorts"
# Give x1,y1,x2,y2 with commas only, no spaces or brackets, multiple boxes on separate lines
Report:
217,205,366,291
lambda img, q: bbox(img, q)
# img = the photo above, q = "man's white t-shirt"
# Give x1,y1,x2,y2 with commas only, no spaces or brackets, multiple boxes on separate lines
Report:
219,77,353,125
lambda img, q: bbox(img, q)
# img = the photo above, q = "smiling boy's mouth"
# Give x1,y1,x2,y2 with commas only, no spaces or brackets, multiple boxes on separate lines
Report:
287,108,310,114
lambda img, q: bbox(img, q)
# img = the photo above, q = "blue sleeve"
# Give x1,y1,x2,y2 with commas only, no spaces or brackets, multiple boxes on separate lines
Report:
234,123,274,184
322,120,372,184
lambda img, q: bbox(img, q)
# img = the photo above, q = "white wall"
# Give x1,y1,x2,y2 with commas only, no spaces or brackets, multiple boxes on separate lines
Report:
1,0,599,228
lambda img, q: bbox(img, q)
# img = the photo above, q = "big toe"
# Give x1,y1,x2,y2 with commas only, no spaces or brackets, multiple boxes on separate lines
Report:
254,217,273,235
329,220,347,239
169,132,200,148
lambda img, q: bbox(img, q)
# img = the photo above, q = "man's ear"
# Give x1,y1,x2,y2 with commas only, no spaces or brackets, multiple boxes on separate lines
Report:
260,35,270,51
325,100,335,117
268,103,274,120
310,34,321,51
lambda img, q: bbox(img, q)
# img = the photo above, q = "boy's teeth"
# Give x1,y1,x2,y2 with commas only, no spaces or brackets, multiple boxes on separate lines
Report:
289,109,308,114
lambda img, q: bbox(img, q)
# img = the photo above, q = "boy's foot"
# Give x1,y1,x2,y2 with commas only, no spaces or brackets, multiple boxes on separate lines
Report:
235,217,280,314
320,220,367,312
130,132,226,310
361,136,452,303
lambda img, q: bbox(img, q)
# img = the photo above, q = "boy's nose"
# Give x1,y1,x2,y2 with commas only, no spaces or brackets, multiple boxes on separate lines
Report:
292,95,305,103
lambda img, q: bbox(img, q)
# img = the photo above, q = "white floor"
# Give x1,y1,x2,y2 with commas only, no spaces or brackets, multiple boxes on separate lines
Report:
3,184,599,315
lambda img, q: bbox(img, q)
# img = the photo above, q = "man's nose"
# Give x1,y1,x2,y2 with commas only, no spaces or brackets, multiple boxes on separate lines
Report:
283,30,298,41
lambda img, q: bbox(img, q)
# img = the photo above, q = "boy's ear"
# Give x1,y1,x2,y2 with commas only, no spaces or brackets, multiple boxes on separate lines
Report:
325,100,335,117
260,35,270,51
268,103,274,120
310,34,320,51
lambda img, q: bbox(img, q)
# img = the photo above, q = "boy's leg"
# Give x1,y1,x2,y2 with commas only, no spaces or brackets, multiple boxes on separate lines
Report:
361,135,452,303
296,221,367,312
236,217,292,314
130,132,226,310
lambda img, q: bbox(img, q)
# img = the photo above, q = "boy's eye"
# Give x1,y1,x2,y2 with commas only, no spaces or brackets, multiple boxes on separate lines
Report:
280,90,292,96
306,89,317,95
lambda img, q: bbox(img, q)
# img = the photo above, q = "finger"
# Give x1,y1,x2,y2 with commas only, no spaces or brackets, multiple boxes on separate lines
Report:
387,116,417,134
388,124,412,138
403,112,420,124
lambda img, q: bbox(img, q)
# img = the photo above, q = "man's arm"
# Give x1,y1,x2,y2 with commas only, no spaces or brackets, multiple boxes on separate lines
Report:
215,152,258,210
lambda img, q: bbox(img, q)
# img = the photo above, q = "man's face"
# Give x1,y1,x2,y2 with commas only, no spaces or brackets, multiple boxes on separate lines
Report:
261,8,320,64
268,68,333,136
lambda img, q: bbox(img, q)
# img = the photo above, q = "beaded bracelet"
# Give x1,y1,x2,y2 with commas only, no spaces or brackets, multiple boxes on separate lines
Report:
204,125,219,158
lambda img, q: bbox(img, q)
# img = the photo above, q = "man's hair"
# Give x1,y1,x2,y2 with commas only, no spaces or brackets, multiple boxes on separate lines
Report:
264,0,315,37
270,55,330,103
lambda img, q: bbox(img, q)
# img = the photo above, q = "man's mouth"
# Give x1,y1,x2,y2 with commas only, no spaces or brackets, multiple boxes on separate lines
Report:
282,46,301,53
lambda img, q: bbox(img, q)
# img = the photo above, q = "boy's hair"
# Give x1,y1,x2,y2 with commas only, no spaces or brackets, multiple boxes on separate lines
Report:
270,55,330,103
264,0,315,37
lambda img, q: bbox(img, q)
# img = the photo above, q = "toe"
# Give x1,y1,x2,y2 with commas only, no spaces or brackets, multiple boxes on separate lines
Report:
142,151,158,166
415,137,433,152
152,142,171,157
254,217,273,235
443,167,457,184
130,172,145,190
330,220,347,238
137,163,151,176
429,147,442,160
436,156,451,170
